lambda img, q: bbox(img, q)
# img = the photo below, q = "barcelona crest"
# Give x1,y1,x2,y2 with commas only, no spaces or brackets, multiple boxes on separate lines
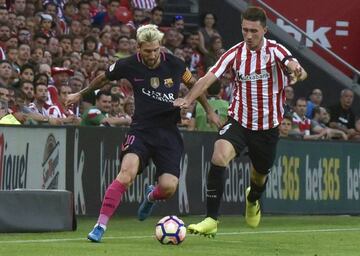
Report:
164,78,174,88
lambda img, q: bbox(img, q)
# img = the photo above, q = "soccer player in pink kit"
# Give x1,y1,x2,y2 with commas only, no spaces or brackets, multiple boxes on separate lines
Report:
66,24,221,242
174,6,307,237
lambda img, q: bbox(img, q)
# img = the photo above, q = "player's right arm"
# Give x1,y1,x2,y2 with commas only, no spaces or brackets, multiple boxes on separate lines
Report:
66,72,109,106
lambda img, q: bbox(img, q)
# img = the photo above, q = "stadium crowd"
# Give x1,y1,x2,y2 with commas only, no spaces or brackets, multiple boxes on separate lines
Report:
0,0,359,141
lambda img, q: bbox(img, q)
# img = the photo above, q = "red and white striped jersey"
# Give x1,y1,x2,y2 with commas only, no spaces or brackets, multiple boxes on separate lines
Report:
47,105,74,118
210,38,295,130
131,0,157,10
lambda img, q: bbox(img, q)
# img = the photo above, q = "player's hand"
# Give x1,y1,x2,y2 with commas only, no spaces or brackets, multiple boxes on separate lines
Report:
207,110,223,128
65,93,82,106
173,98,191,109
288,64,307,85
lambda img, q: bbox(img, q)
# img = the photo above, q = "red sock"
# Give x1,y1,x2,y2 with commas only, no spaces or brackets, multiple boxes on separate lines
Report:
149,185,168,201
97,180,127,226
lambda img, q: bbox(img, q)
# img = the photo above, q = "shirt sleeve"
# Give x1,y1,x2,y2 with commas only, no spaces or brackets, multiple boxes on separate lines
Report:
182,68,193,84
209,45,238,78
105,58,127,81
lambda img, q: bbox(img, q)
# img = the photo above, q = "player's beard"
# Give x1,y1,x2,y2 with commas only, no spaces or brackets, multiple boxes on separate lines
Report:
144,55,160,69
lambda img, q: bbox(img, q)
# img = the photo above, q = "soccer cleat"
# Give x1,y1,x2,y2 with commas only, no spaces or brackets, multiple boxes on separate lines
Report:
137,185,155,221
87,224,105,242
187,217,218,238
245,186,261,228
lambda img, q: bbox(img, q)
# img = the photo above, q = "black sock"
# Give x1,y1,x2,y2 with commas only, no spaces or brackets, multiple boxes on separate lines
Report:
247,178,268,203
206,164,226,220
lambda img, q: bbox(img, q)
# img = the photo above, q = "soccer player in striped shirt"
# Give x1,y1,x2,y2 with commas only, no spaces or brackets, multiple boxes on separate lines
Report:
174,6,307,237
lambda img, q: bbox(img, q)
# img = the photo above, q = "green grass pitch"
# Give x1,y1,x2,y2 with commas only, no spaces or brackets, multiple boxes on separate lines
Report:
0,215,359,256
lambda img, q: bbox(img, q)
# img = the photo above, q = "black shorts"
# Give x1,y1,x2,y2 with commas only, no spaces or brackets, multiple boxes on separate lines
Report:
120,126,184,178
217,117,279,174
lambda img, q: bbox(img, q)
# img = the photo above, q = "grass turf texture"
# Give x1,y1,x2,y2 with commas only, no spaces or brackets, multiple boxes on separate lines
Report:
0,215,359,256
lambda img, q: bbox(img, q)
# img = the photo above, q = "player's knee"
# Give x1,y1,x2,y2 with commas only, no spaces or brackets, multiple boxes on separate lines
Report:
159,182,178,198
117,168,136,187
211,151,230,167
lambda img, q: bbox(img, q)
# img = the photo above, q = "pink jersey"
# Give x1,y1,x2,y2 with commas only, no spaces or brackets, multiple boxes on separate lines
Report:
210,38,294,130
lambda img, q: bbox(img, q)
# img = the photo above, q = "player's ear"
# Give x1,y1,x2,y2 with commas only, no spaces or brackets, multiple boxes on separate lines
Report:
263,26,268,35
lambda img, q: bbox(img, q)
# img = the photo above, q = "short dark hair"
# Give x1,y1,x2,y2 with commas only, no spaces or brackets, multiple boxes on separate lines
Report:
151,6,164,14
242,6,267,27
96,91,111,100
283,113,293,121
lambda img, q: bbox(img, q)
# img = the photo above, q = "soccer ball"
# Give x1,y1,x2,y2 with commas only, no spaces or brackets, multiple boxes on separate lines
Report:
155,215,186,245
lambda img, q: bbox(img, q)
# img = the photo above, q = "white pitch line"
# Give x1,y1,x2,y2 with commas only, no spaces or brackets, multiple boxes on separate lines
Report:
0,228,360,244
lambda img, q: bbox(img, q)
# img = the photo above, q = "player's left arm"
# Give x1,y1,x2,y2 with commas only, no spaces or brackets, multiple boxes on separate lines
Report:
182,68,222,128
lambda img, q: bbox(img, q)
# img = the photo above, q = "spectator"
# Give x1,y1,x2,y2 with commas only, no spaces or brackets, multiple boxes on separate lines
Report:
110,93,127,118
284,86,295,114
33,32,49,51
115,36,131,59
328,89,356,136
34,73,49,86
48,66,74,106
19,80,34,105
292,97,326,140
59,35,73,56
203,35,223,70
14,43,31,69
81,91,131,126
81,19,93,37
28,83,50,116
98,31,115,56
123,95,135,117
163,28,181,53
76,1,92,20
306,88,323,119
171,15,185,33
311,106,347,140
198,12,220,55
17,27,31,45
39,13,55,37
92,0,122,28
18,63,35,83
0,99,21,125
68,19,82,37
149,6,164,26
47,37,61,58
0,23,11,45
84,36,98,52
47,84,80,124
119,24,132,38
0,60,14,87
12,0,26,15
0,7,8,24
278,113,293,138
187,31,205,77
110,24,122,44
127,8,146,30
30,47,44,65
